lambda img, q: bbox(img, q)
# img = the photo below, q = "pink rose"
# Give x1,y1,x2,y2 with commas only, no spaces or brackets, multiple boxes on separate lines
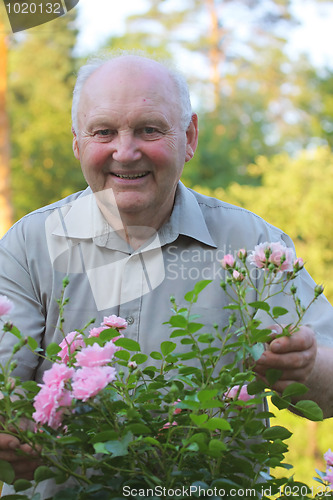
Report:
232,270,244,282
162,421,178,430
293,257,304,270
88,326,109,338
225,385,254,403
33,384,72,429
325,449,333,467
89,325,124,343
173,399,182,415
0,295,14,316
269,242,294,271
102,315,128,330
221,254,235,269
249,242,294,272
72,366,117,402
42,363,75,387
75,341,118,368
237,248,247,259
59,331,85,363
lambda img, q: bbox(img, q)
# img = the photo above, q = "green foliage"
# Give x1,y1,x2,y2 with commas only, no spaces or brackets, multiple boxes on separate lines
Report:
195,146,333,302
7,12,86,220
0,248,326,498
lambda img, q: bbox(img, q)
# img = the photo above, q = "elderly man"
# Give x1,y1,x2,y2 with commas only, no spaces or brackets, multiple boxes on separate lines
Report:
0,54,333,494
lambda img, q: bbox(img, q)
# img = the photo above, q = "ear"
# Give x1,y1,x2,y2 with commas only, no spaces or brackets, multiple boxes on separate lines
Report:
185,113,199,163
72,127,80,161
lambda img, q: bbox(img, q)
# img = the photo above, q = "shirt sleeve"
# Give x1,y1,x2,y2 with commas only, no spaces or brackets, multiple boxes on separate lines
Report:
0,219,46,381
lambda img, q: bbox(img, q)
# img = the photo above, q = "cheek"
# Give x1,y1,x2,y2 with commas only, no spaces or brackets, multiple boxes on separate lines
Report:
81,144,110,171
145,139,181,166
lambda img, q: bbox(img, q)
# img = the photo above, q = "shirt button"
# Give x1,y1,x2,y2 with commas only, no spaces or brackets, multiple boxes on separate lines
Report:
126,316,134,325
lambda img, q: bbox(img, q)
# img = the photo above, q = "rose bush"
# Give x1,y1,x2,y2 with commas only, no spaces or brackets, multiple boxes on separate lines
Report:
0,242,330,499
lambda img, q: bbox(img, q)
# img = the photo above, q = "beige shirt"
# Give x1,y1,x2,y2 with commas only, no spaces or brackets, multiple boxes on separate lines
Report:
1,182,333,497
0,181,332,384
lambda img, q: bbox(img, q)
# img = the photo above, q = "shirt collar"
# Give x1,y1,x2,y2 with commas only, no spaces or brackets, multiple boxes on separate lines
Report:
52,182,217,249
52,187,109,242
158,182,217,248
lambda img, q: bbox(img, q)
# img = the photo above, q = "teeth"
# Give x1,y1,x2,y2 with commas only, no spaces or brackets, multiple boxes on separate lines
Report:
114,173,148,179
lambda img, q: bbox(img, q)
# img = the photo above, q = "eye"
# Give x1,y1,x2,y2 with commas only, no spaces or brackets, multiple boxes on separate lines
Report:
144,127,157,135
96,129,111,136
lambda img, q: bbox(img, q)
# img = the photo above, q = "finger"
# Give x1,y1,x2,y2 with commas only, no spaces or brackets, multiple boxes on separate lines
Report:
0,433,21,451
256,348,314,371
269,328,316,354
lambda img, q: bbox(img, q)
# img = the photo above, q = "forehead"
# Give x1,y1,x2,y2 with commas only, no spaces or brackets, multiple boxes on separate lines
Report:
78,59,180,125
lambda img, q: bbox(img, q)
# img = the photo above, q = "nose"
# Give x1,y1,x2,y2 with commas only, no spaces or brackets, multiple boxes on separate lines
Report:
111,132,142,164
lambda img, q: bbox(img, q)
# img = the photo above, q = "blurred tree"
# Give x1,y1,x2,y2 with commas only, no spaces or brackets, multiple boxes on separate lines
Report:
195,146,333,300
294,61,333,148
7,11,86,221
110,0,333,189
0,14,13,236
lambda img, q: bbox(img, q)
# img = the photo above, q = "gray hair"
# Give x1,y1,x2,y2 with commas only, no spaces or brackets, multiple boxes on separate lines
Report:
71,51,193,133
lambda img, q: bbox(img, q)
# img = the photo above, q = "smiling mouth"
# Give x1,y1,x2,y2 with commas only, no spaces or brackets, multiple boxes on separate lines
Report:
112,172,149,179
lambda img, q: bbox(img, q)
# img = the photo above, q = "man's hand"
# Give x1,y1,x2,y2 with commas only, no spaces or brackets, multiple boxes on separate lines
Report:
0,432,40,480
254,325,317,393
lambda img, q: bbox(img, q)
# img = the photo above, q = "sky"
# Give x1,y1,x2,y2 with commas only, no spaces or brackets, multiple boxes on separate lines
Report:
74,0,333,69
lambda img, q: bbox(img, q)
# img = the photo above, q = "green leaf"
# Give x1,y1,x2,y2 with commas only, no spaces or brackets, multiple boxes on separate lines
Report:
184,290,195,302
14,479,33,492
115,338,140,351
295,400,323,421
193,280,212,295
188,322,204,334
90,430,118,444
199,400,224,409
249,343,265,361
249,301,270,312
197,333,215,343
263,425,292,441
55,436,82,445
169,315,188,328
170,329,188,338
247,379,267,395
272,306,289,318
27,336,38,350
177,351,197,361
103,432,133,457
0,459,15,484
131,353,148,364
190,413,208,425
4,325,22,340
21,380,39,393
271,395,290,410
202,417,231,431
99,328,119,342
150,351,163,360
282,383,308,399
34,465,57,482
126,423,152,434
45,342,61,357
160,341,176,356
266,369,282,386
198,389,218,402
208,439,227,454
114,350,130,361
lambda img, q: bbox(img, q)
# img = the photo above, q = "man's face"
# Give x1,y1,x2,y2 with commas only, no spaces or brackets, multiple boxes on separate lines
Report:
73,58,198,229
